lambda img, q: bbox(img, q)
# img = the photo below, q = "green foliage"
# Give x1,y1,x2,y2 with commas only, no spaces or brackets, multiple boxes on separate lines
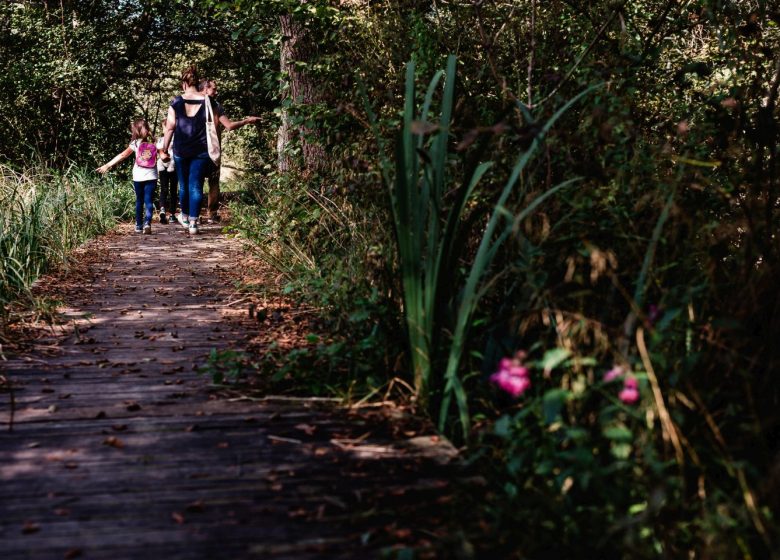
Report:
0,165,132,323
198,349,253,385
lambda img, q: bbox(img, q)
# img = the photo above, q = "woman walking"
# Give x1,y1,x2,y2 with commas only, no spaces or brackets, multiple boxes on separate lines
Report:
159,65,220,235
96,118,158,234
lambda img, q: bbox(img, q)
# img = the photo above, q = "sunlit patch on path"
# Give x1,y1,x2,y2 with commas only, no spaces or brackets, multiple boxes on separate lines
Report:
0,221,463,558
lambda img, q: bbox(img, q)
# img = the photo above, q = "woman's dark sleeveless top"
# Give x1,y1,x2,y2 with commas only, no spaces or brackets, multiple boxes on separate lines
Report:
171,96,206,158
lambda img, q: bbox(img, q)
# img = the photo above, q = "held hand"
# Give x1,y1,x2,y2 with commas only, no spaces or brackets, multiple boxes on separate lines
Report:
159,150,171,162
96,165,109,174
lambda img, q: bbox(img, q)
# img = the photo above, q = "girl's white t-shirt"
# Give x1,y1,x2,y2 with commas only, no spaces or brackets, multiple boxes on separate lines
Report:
130,140,158,182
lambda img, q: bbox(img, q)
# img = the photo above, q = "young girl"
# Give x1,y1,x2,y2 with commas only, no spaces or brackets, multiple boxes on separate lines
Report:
96,119,158,234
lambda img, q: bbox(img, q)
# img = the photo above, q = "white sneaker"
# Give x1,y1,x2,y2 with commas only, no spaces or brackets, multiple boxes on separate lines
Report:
188,222,199,235
177,214,189,228
143,222,151,235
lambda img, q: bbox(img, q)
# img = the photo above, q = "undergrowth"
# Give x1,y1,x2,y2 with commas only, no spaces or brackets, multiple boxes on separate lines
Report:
0,164,132,326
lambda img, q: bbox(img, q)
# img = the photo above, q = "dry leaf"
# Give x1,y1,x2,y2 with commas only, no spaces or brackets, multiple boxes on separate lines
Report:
21,521,40,534
103,436,124,449
295,423,317,436
185,500,205,513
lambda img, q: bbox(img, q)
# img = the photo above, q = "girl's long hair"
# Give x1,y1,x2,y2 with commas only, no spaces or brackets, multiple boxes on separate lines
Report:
130,119,152,142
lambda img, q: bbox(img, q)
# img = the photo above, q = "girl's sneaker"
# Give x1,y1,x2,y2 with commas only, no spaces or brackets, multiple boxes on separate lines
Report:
176,214,189,228
143,222,152,235
135,225,143,233
188,222,199,235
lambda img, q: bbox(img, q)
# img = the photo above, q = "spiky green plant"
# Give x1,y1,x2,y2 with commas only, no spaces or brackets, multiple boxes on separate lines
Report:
365,56,601,436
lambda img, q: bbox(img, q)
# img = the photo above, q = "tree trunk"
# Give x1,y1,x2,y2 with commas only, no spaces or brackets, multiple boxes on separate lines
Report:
278,12,326,174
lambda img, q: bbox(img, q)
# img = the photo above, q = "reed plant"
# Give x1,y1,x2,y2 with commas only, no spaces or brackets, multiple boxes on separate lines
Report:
366,56,600,436
0,165,132,322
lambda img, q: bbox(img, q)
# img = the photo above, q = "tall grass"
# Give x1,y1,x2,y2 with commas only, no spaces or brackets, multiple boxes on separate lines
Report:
0,165,132,322
365,56,600,436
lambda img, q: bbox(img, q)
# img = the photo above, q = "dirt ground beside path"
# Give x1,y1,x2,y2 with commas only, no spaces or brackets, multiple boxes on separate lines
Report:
0,220,471,559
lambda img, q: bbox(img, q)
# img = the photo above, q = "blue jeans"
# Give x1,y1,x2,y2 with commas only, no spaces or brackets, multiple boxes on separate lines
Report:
132,180,156,228
174,152,212,219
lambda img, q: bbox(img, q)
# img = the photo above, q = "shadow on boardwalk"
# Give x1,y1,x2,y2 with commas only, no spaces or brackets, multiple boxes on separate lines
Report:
0,221,467,559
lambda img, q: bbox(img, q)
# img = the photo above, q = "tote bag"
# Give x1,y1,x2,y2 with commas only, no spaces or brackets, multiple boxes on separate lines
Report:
204,95,221,166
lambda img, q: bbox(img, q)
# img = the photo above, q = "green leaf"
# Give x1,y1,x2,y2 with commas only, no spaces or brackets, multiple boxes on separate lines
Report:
494,415,512,438
540,347,572,374
611,442,633,459
543,389,570,424
603,425,633,442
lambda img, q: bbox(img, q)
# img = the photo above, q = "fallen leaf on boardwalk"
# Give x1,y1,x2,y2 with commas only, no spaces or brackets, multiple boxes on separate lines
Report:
314,447,329,457
321,496,347,510
295,423,317,436
53,508,70,516
111,424,128,432
185,425,198,432
171,512,185,524
268,435,303,445
21,521,40,534
64,548,83,559
185,500,205,513
125,401,141,411
64,462,78,469
270,483,284,491
94,411,106,419
103,436,124,449
216,442,229,448
288,508,307,519
27,442,40,449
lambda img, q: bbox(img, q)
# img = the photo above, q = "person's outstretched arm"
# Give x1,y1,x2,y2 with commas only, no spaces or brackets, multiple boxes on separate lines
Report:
96,147,133,174
218,114,260,131
159,108,176,161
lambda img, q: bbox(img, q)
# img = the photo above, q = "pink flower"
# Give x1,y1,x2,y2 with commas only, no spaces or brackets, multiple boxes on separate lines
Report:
490,355,531,398
618,377,640,404
490,370,531,397
603,366,626,383
508,365,529,378
499,358,514,371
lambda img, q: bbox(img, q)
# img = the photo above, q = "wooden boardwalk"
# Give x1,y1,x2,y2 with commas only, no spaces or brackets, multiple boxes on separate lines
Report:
0,220,462,559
